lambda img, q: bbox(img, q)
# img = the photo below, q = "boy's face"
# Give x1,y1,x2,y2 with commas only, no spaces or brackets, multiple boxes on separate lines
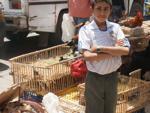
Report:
93,2,111,23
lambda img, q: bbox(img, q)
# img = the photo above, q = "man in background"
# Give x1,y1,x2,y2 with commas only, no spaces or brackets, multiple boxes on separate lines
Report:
67,0,93,52
68,0,92,36
109,0,126,22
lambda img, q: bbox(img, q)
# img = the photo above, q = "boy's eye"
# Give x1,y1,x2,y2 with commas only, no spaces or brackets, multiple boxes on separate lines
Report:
95,7,110,12
96,7,102,11
104,7,109,11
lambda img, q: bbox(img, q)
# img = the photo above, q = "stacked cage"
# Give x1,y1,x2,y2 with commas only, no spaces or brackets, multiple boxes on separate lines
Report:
10,44,84,95
9,43,150,113
121,20,150,52
57,75,149,113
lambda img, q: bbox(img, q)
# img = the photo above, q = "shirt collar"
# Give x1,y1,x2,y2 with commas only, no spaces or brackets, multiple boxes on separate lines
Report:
87,19,113,30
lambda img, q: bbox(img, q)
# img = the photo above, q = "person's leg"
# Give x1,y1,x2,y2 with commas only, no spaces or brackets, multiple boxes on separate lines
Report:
85,71,105,113
104,72,118,113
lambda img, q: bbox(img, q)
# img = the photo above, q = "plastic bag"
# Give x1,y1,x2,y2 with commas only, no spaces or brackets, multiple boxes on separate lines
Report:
61,13,75,42
42,92,64,113
70,59,87,78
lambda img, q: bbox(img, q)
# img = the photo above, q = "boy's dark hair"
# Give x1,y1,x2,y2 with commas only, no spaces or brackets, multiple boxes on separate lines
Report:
91,0,112,9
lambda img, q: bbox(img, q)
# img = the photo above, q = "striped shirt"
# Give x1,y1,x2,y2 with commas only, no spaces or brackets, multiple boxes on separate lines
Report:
78,20,130,75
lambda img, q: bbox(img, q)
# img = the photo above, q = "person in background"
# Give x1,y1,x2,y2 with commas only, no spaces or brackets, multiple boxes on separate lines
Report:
78,0,130,113
109,0,126,22
0,3,6,58
68,0,93,53
129,0,143,17
111,0,125,12
68,0,93,39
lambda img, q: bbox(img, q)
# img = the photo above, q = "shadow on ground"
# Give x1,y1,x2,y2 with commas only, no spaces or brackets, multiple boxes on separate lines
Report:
0,63,9,71
0,33,63,60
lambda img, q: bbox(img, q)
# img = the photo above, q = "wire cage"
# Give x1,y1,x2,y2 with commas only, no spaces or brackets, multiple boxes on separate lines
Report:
9,44,84,95
59,98,85,113
57,75,149,113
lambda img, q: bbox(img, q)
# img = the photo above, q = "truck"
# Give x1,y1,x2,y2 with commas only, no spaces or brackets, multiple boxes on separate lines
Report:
0,0,68,46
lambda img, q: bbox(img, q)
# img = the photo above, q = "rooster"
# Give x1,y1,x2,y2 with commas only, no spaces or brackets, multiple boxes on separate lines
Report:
121,11,144,28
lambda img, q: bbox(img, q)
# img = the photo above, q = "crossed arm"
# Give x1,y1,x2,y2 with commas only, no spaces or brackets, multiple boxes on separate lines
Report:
82,46,130,62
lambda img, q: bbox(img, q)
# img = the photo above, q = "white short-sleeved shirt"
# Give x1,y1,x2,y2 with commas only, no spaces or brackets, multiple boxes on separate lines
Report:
78,20,130,75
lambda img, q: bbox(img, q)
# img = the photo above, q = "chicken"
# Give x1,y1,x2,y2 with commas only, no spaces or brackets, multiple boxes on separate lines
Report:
121,11,144,28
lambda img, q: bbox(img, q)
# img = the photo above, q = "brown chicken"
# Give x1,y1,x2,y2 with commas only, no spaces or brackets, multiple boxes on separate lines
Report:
122,11,144,28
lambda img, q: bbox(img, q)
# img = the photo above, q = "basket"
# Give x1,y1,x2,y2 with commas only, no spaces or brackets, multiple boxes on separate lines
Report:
121,20,150,52
60,98,85,113
9,44,84,95
57,75,149,113
129,36,149,52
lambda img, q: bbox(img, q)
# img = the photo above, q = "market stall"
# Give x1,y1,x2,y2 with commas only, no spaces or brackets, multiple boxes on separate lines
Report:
1,0,150,112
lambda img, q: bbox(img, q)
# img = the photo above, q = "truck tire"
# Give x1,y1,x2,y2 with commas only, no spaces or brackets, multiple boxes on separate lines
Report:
6,31,29,41
56,9,68,43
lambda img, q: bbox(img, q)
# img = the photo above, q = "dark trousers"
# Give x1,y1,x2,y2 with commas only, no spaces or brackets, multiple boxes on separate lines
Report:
85,71,118,113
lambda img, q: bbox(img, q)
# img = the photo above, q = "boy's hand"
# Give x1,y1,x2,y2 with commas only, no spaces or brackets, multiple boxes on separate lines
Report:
91,46,103,53
91,46,97,52
115,39,124,46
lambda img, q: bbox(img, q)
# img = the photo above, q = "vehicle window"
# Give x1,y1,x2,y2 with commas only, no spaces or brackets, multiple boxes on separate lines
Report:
9,0,21,9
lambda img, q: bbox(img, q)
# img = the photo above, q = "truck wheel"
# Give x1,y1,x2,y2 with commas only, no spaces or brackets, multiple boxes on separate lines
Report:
56,9,68,43
6,31,29,41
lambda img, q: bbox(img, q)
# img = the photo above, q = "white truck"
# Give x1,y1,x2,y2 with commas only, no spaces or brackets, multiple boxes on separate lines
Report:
0,0,68,45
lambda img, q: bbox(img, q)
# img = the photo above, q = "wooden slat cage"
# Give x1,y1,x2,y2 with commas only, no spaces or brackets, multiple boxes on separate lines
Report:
57,75,149,113
9,44,84,95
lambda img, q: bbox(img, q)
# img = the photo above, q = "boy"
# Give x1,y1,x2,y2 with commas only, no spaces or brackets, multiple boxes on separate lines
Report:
78,0,130,113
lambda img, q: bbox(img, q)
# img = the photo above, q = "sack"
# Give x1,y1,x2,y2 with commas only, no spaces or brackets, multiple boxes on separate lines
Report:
70,59,87,78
